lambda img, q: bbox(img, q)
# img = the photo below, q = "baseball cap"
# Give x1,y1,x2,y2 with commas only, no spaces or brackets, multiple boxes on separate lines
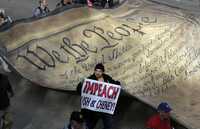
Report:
157,102,172,113
70,111,84,123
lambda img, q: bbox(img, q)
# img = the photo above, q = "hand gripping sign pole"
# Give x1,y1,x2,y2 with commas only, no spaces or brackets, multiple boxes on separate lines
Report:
81,79,121,115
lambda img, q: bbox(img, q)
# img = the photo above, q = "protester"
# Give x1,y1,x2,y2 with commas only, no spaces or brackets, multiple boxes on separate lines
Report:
146,102,174,129
77,63,121,129
0,9,12,27
100,0,114,8
0,57,14,129
62,111,88,129
56,0,73,8
33,0,50,17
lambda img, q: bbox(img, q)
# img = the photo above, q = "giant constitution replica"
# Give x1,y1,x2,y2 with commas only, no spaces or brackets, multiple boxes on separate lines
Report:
0,0,200,129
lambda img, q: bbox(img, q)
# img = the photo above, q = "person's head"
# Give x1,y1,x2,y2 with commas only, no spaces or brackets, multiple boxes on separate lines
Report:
62,0,71,5
39,0,48,7
94,63,104,79
0,9,5,20
157,102,172,120
70,111,84,129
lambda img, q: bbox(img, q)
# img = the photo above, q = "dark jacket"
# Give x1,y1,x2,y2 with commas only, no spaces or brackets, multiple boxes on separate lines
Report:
76,73,121,129
33,6,50,17
77,73,120,95
0,74,13,110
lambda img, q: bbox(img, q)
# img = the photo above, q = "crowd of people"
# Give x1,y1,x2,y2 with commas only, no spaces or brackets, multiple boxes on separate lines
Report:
0,0,117,28
63,102,174,129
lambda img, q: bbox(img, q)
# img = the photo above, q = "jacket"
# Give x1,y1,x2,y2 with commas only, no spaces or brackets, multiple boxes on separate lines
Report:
33,6,50,17
146,114,172,129
76,73,121,118
0,74,13,110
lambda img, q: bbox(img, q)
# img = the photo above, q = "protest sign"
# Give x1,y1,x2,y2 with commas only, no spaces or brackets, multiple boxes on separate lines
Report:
81,79,121,114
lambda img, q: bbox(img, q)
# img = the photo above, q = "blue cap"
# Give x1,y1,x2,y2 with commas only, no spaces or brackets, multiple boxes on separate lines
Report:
157,102,172,113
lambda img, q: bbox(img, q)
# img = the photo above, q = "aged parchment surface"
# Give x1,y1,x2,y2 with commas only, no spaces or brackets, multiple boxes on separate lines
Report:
0,0,200,128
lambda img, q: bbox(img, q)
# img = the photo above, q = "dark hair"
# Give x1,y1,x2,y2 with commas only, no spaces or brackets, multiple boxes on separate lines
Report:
0,13,4,18
70,111,84,123
0,11,5,18
39,0,46,4
61,0,64,4
95,63,105,72
61,0,71,5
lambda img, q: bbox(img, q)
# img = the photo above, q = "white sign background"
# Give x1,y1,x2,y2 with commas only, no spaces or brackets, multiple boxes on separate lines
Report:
81,79,121,114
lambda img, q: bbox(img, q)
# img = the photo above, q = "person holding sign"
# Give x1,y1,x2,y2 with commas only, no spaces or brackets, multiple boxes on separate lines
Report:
77,63,121,129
